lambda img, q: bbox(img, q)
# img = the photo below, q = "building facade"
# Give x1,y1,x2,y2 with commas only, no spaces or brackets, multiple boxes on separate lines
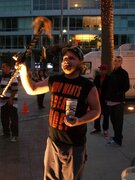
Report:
0,0,135,68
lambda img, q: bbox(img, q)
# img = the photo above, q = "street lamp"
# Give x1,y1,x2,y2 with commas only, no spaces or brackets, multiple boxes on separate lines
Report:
63,29,67,42
74,4,78,8
63,29,67,33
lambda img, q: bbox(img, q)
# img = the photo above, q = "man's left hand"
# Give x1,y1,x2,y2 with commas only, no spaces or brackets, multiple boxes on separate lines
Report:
64,116,79,127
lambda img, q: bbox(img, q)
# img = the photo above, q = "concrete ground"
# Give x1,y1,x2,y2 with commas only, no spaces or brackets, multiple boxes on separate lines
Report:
0,83,135,180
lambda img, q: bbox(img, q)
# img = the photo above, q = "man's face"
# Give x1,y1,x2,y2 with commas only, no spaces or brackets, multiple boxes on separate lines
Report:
2,63,10,74
114,57,122,69
61,50,82,75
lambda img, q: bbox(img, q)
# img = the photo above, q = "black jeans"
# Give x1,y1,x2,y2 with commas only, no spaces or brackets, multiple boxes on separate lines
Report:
94,103,109,131
37,94,45,108
108,103,124,145
1,103,18,137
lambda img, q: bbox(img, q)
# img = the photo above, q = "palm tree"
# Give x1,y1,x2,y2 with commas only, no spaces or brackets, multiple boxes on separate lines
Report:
100,0,114,73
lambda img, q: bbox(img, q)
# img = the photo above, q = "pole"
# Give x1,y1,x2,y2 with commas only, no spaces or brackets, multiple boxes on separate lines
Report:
60,0,63,44
58,0,64,73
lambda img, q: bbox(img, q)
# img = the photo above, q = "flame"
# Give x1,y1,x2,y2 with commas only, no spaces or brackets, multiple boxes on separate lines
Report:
32,16,52,38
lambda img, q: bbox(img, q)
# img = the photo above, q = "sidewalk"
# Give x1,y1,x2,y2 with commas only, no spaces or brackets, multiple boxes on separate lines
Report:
0,84,50,180
84,112,135,180
0,84,135,180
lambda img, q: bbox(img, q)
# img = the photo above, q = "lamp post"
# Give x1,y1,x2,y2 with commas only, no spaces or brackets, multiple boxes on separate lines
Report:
60,0,63,44
63,29,67,42
58,0,64,73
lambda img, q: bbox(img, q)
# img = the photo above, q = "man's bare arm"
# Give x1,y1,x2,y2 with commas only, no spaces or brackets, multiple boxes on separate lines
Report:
19,64,49,95
64,86,101,127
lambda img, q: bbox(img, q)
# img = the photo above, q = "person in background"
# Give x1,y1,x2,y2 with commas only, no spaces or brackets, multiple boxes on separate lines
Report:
106,55,130,147
36,69,48,109
90,64,109,137
0,61,19,142
17,46,101,180
32,69,39,81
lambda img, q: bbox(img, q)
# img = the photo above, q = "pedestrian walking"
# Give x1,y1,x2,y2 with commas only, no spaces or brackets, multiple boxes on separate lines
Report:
17,46,101,180
106,55,130,147
0,61,19,142
90,64,109,137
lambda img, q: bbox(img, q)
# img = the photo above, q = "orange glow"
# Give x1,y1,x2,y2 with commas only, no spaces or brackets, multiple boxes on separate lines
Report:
75,34,95,41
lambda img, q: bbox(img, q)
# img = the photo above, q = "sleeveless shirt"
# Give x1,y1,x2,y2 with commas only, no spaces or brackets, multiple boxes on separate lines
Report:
48,74,94,146
0,71,18,108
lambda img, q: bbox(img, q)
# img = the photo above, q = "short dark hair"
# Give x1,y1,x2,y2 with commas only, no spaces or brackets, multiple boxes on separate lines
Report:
115,55,123,60
2,61,12,67
62,46,84,61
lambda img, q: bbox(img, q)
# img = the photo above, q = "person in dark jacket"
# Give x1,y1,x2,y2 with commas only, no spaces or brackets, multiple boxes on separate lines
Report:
32,69,48,109
0,61,19,142
90,64,109,137
106,55,130,147
36,69,48,109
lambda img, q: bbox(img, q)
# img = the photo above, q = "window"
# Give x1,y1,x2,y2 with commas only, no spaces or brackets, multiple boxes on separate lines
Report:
6,36,11,48
33,0,68,10
2,18,18,31
70,0,99,9
70,16,83,30
120,16,127,30
121,35,127,44
53,17,60,30
81,62,92,75
114,35,119,47
83,16,101,31
128,21,135,28
0,36,5,48
128,35,135,43
25,36,32,46
114,16,120,30
12,36,18,48
0,35,30,49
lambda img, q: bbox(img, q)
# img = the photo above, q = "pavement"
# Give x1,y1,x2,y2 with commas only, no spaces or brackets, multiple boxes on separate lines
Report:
0,83,135,180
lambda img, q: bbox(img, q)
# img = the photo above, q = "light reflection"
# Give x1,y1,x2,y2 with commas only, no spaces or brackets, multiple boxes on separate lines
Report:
127,106,134,111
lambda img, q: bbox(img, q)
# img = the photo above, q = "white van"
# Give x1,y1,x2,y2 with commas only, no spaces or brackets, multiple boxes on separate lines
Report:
83,44,135,99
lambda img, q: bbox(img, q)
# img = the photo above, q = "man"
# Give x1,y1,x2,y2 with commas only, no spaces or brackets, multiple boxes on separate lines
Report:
106,55,130,147
17,46,101,179
0,61,19,142
90,64,109,137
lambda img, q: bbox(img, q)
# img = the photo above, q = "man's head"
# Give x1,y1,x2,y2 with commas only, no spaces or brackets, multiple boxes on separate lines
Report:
2,61,11,74
98,64,108,75
114,55,123,69
62,46,84,61
61,46,84,76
